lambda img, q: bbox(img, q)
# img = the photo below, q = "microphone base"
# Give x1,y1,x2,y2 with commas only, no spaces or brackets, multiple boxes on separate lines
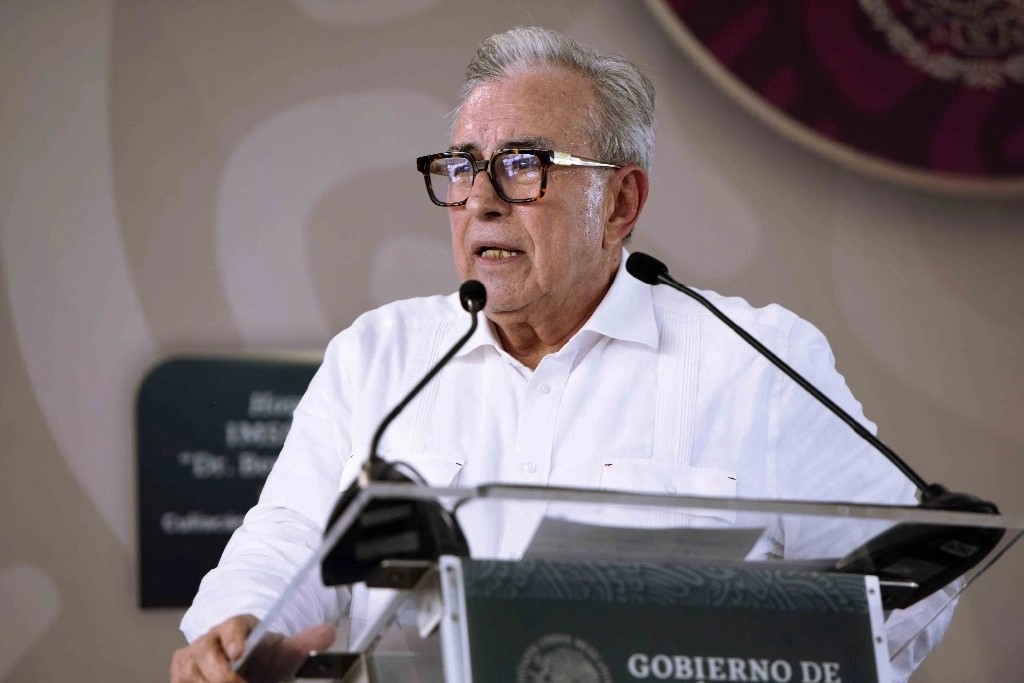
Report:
830,488,1003,610
320,460,469,587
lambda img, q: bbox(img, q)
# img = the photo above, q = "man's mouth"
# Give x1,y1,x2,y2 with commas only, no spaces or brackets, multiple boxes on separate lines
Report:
477,247,523,260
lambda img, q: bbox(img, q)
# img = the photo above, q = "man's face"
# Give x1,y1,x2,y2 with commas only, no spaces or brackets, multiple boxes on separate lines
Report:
448,67,623,326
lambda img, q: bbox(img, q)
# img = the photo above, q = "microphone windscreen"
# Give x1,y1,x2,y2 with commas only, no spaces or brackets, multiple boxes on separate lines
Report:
626,252,669,285
459,280,487,312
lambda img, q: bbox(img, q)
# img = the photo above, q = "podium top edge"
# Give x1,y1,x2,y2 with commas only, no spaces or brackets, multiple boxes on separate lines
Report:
352,481,1024,530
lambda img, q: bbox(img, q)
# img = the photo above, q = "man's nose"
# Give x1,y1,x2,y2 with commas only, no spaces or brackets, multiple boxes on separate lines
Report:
464,168,510,217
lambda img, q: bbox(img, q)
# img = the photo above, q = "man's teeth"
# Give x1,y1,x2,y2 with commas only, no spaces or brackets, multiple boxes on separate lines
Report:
480,249,519,259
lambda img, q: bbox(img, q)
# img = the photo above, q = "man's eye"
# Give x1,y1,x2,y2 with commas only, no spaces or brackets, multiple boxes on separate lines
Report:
446,162,472,179
503,155,539,174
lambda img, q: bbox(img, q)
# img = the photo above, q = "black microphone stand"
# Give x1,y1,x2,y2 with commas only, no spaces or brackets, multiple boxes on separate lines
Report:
626,252,1003,609
320,281,486,587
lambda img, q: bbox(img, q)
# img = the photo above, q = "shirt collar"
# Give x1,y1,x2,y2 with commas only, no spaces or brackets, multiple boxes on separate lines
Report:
453,298,501,357
578,248,658,348
453,248,658,357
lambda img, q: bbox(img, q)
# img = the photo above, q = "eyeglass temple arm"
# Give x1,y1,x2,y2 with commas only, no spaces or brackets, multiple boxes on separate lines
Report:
551,151,620,169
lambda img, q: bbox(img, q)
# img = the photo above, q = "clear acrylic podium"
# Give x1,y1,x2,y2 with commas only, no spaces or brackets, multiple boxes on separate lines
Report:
235,481,1023,682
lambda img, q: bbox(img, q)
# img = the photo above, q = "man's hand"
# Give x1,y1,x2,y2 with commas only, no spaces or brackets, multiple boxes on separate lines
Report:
170,614,336,683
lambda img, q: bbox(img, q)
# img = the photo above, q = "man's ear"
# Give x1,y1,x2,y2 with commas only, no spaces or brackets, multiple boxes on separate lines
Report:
603,165,649,247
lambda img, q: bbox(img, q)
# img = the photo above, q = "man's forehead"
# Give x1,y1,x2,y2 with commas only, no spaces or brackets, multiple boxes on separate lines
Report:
450,69,596,154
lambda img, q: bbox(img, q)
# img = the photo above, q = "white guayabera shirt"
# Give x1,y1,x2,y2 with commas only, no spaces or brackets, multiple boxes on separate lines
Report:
182,251,952,682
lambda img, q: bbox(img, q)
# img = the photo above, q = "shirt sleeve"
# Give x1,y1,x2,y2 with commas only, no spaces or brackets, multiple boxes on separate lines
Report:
772,316,954,681
179,337,354,642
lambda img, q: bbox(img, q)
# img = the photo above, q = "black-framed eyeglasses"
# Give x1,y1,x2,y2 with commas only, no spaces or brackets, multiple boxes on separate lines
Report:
415,149,621,207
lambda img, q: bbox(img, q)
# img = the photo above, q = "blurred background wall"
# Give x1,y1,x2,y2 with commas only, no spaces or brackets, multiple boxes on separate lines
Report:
0,1,1021,680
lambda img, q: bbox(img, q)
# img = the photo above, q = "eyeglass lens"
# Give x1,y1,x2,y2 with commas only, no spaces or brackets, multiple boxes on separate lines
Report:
428,152,543,204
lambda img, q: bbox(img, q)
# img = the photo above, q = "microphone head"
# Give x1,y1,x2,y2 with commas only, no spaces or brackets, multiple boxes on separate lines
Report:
459,280,487,313
626,252,669,285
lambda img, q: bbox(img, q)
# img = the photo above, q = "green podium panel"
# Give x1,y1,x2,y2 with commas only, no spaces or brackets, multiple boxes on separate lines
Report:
441,558,889,683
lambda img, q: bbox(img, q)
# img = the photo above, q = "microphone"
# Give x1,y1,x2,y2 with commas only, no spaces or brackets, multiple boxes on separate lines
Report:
626,252,1003,609
320,280,486,587
459,279,486,314
625,252,669,285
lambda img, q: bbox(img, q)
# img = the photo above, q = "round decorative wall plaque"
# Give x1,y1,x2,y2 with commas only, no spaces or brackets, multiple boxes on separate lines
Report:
645,0,1024,195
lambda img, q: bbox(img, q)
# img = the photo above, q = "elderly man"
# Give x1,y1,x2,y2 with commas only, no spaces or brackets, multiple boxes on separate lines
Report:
173,27,949,682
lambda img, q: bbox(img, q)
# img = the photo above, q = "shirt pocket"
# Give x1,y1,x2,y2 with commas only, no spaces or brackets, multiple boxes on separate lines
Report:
339,451,464,491
599,459,737,528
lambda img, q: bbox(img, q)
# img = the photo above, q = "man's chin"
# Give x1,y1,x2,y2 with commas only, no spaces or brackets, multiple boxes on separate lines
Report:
462,275,536,317
479,295,528,320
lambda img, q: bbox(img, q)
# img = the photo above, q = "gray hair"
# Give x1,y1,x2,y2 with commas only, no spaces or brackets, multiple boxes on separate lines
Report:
453,27,656,170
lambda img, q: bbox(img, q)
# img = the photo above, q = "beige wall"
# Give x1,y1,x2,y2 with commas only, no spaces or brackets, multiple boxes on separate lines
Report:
1,1,1021,680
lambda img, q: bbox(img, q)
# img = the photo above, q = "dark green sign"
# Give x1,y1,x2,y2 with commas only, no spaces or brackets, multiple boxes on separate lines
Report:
136,354,320,607
457,559,885,682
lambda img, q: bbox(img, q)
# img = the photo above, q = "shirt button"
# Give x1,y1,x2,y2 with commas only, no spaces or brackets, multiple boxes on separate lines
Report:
537,384,551,395
664,483,677,494
524,462,537,474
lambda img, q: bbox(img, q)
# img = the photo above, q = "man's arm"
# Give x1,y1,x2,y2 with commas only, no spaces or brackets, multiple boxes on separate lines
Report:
179,335,358,646
772,317,954,682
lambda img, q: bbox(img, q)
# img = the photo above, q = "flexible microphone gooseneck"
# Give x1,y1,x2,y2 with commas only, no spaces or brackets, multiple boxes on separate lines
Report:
361,279,486,483
626,251,1002,609
320,280,486,587
627,252,933,496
